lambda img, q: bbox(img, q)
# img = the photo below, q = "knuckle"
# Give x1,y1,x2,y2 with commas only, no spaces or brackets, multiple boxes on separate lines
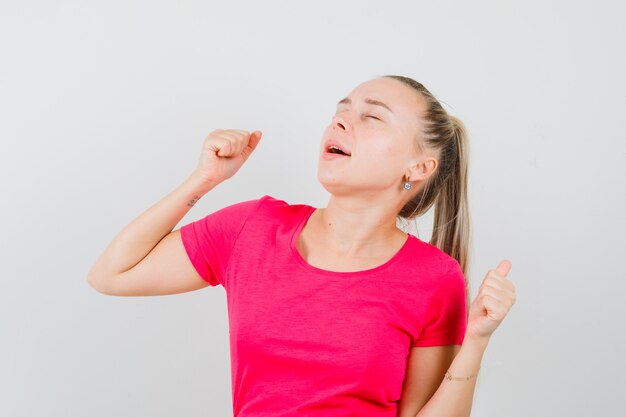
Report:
234,129,249,136
485,285,500,297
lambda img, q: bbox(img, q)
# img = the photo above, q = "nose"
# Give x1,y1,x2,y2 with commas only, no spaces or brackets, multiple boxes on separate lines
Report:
332,113,350,132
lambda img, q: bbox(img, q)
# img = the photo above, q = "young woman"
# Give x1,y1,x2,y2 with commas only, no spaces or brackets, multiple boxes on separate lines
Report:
87,75,516,417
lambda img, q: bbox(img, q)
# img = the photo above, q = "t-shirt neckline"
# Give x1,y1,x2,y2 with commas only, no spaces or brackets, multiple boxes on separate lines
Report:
290,204,414,276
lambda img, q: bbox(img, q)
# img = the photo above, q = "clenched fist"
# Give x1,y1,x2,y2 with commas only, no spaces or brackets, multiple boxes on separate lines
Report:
192,129,262,185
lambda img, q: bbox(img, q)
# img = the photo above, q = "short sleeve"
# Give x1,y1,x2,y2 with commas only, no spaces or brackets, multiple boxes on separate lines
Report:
179,196,266,287
412,260,468,347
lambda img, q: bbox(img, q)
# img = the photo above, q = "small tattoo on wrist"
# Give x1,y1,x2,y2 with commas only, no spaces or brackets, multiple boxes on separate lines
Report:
187,195,201,207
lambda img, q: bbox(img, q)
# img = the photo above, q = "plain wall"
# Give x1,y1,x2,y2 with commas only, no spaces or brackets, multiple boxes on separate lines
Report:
1,0,624,416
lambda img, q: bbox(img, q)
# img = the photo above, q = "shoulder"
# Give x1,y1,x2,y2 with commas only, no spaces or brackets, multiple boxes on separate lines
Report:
406,237,465,288
257,194,309,208
255,194,315,218
216,194,291,215
412,238,460,272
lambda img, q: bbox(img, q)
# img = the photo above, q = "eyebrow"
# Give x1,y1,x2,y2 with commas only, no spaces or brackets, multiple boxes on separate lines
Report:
337,97,394,114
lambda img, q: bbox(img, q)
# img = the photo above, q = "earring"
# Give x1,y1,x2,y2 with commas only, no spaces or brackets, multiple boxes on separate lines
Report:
404,181,412,190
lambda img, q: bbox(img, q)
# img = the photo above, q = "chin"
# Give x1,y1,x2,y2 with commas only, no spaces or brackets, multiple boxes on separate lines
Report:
317,171,348,194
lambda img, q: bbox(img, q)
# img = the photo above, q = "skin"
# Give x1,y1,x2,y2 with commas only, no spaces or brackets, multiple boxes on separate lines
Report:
297,76,439,272
88,76,516,417
295,76,456,415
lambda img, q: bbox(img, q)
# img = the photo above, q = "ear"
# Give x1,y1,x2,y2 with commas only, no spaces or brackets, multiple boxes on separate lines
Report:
406,156,438,182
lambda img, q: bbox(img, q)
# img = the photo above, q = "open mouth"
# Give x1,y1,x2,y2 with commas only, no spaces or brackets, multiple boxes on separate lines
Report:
326,145,351,156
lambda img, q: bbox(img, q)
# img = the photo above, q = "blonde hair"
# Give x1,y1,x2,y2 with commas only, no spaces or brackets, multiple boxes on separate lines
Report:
384,75,472,312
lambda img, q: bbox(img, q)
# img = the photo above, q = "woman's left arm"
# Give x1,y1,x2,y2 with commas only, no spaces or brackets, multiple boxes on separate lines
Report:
415,259,516,417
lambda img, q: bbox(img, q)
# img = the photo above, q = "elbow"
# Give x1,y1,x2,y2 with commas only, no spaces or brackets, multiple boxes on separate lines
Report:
86,271,114,295
86,273,104,294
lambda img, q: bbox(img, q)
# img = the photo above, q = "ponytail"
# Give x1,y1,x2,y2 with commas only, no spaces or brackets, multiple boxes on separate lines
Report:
385,75,472,313
431,115,471,278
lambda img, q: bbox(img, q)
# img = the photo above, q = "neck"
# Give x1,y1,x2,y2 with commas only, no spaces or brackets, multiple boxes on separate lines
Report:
314,196,406,256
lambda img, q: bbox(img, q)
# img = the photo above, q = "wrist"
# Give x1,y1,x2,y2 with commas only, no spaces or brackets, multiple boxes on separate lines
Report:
185,172,219,194
463,334,490,352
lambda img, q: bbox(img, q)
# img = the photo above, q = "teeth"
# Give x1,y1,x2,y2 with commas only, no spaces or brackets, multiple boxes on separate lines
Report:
328,145,348,155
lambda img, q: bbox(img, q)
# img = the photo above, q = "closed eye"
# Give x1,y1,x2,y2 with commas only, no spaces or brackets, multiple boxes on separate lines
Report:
366,115,381,121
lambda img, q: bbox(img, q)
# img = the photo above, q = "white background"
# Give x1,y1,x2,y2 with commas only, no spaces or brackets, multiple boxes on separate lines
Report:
1,1,624,416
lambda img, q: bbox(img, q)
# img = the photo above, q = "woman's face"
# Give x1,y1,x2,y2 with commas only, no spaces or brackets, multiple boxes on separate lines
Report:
318,77,427,198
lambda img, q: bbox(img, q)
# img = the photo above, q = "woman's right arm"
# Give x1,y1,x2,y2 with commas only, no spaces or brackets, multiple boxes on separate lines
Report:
86,129,262,296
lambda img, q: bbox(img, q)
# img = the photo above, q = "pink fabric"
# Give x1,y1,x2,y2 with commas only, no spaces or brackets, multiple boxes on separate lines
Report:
180,195,467,417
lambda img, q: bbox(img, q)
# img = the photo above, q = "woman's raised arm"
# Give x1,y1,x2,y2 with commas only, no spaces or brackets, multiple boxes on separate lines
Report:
86,129,262,296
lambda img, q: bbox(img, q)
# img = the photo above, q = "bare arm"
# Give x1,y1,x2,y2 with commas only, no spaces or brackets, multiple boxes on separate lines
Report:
86,129,263,296
412,336,487,417
397,344,462,417
409,261,516,417
86,172,218,295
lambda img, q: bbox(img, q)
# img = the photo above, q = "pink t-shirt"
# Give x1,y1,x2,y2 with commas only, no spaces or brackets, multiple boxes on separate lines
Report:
180,194,467,417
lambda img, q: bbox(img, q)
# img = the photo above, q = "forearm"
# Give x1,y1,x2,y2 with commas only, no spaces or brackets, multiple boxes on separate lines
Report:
87,172,218,280
415,336,489,417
